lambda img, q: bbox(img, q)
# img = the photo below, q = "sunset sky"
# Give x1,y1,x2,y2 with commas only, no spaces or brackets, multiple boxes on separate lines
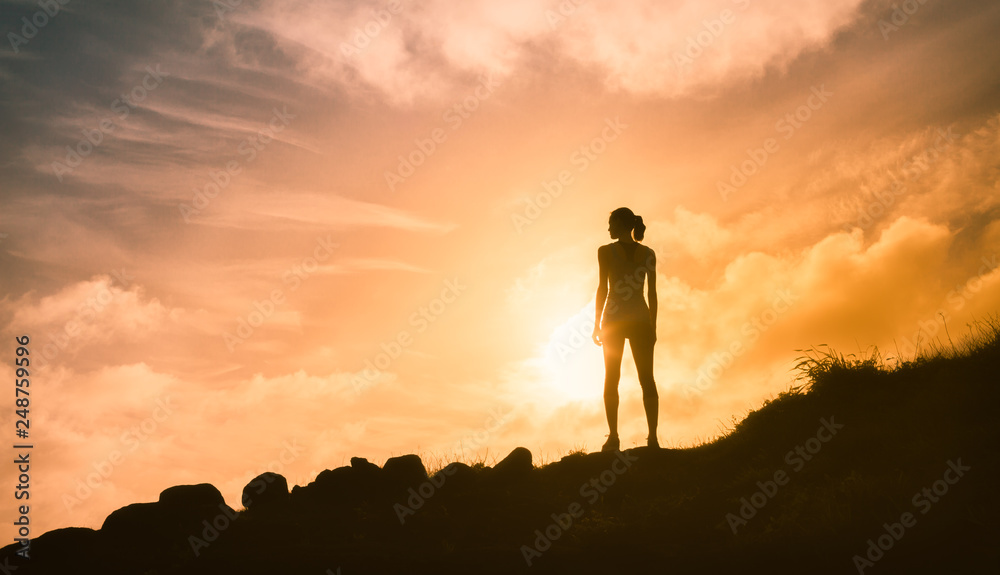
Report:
2,0,1000,538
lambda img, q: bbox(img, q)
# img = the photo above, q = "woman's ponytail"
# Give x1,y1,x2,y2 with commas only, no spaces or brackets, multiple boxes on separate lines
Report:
633,215,646,241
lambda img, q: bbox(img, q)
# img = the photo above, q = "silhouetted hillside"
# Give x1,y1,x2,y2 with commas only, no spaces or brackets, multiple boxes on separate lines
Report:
5,323,1000,574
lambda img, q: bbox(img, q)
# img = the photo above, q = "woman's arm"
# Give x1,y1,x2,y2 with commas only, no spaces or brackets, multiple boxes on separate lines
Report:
593,246,609,345
647,249,657,342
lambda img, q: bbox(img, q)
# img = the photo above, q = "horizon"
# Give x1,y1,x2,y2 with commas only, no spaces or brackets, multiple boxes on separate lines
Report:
2,0,1000,540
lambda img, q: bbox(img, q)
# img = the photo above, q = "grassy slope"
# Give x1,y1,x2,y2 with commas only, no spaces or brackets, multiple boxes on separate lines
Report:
540,322,1000,573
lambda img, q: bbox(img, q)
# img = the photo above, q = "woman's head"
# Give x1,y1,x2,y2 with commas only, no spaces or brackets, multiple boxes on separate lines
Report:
608,207,646,241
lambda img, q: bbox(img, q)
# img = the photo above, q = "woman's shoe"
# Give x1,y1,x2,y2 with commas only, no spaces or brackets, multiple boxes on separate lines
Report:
601,435,620,452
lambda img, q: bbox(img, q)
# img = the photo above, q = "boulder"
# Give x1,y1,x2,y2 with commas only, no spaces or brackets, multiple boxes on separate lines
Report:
432,461,477,492
350,457,384,497
100,501,174,570
102,483,237,558
159,483,226,510
292,462,377,511
6,527,104,571
242,472,289,511
158,482,237,528
382,454,427,488
101,501,164,537
492,447,533,481
32,526,102,555
314,466,355,493
351,456,381,477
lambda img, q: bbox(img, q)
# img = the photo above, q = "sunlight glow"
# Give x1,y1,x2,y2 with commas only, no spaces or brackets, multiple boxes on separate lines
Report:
539,306,605,402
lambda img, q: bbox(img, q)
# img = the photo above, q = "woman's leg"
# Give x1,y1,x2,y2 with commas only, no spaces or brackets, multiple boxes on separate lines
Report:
629,326,658,442
602,326,626,439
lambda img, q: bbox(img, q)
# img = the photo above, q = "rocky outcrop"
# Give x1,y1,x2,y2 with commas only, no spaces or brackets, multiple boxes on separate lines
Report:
241,471,289,512
1,449,543,573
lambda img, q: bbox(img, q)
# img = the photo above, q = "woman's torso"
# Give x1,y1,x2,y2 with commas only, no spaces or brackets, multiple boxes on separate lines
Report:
602,241,652,325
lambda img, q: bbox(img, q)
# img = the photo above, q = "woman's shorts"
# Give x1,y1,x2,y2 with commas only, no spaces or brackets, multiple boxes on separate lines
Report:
601,319,654,343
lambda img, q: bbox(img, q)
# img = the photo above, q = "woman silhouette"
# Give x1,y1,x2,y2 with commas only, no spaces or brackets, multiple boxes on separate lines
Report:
592,207,659,451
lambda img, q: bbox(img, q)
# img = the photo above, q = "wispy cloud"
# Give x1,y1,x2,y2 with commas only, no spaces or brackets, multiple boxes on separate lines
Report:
341,258,431,273
195,191,457,233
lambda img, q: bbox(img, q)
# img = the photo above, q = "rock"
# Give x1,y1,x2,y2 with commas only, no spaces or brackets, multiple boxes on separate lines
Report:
159,482,237,525
32,526,101,552
432,461,477,493
492,447,533,480
438,461,475,480
13,527,104,570
242,472,289,511
351,456,381,477
350,457,384,497
100,501,175,570
313,466,354,492
292,458,389,511
315,465,350,483
292,463,372,512
101,502,164,536
159,483,226,510
382,454,427,487
102,483,237,561
0,541,26,571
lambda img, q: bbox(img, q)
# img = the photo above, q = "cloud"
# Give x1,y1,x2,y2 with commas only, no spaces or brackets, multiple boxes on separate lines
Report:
243,0,551,104
341,258,431,273
818,118,1000,235
553,0,866,97
195,191,457,233
506,258,548,306
3,275,174,363
211,255,428,281
653,206,734,261
243,0,869,103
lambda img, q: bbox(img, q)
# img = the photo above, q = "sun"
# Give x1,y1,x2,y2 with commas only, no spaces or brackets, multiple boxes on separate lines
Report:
536,307,606,403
